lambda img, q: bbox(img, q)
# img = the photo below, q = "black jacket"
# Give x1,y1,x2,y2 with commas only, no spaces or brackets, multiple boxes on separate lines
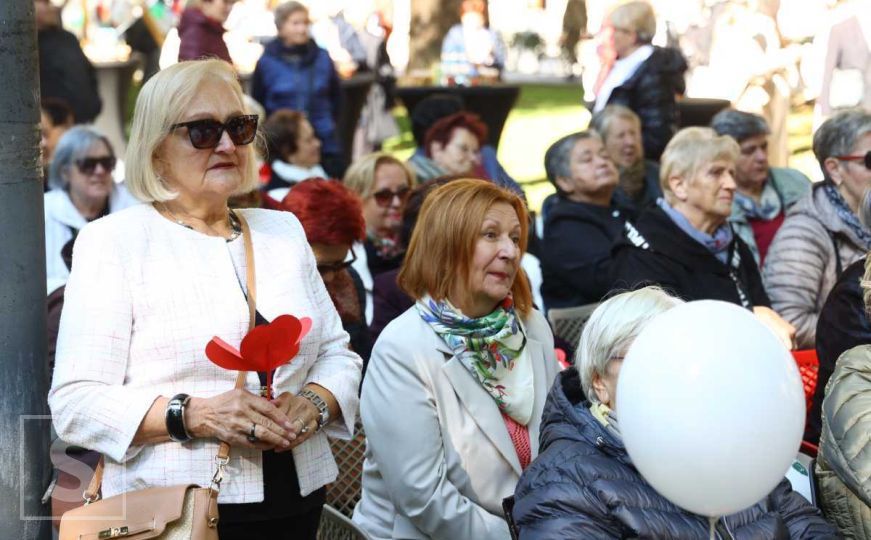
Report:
38,27,102,124
512,368,840,539
807,257,870,444
606,46,687,161
541,196,630,310
611,206,770,307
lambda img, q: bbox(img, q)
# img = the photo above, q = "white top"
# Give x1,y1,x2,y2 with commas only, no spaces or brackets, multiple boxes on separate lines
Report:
267,161,328,201
43,185,139,294
48,204,362,502
353,307,561,540
593,44,655,113
349,240,374,324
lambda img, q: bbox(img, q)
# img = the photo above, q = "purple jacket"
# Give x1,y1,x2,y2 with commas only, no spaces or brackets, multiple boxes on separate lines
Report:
177,8,231,63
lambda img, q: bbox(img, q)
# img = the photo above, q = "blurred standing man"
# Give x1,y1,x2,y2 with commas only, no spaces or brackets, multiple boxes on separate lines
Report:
35,0,102,124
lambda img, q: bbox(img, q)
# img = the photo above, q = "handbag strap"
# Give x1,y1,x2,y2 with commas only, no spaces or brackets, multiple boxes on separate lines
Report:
83,211,258,502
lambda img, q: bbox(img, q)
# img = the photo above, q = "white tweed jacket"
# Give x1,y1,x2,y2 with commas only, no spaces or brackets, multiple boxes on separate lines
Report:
48,204,362,502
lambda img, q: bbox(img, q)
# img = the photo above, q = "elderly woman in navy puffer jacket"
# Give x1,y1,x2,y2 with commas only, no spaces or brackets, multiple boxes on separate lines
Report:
252,1,344,177
512,287,839,539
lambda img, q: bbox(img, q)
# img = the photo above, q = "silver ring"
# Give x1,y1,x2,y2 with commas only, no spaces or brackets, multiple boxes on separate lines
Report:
246,422,258,443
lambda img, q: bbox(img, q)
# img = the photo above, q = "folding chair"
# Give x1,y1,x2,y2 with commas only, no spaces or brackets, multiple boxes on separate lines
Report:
317,504,370,540
547,303,600,349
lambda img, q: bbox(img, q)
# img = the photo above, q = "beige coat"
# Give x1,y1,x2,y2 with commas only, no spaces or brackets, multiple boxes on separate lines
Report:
353,307,560,540
817,345,871,539
762,184,868,348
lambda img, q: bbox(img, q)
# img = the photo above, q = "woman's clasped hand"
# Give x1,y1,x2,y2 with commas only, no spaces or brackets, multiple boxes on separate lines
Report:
184,388,320,450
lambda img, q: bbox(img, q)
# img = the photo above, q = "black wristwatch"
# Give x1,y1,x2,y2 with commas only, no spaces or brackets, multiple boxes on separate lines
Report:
298,389,330,431
165,393,192,443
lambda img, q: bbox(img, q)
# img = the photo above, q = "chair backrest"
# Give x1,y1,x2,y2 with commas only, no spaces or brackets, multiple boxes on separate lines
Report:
502,495,520,540
547,303,600,350
317,504,371,540
325,417,366,518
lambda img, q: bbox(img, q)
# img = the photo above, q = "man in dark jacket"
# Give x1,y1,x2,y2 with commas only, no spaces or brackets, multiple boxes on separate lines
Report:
807,257,871,444
36,0,102,124
513,366,841,539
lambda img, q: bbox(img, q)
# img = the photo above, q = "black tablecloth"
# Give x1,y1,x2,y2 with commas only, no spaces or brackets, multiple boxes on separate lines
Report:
395,85,521,149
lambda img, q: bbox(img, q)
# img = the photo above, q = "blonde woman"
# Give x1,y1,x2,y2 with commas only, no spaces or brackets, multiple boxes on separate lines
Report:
49,59,361,540
611,127,795,347
343,152,415,323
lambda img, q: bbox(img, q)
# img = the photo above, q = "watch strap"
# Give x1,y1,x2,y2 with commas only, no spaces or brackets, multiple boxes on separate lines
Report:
299,388,329,430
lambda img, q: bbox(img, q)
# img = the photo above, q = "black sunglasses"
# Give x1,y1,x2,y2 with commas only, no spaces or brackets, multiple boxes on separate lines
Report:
76,156,116,174
317,248,357,275
372,186,411,208
835,150,871,170
170,114,259,149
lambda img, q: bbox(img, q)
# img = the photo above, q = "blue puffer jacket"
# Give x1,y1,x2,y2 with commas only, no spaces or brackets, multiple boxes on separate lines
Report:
513,368,840,539
252,38,342,154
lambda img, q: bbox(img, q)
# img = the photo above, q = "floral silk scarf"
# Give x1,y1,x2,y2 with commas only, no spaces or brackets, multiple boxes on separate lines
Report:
416,295,534,425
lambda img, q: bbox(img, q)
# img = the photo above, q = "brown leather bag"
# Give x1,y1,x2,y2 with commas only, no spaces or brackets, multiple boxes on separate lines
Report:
58,213,260,540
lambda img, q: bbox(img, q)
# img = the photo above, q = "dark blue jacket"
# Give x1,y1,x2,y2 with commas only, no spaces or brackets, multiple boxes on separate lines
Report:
252,39,342,155
513,368,840,539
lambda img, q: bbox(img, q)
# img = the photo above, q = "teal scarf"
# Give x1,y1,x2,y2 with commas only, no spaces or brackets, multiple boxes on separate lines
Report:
416,295,533,424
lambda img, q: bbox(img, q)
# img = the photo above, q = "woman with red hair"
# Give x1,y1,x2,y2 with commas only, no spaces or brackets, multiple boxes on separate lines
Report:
280,179,371,365
422,111,489,181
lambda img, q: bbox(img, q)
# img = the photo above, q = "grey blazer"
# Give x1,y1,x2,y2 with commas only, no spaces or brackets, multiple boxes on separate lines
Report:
353,306,560,540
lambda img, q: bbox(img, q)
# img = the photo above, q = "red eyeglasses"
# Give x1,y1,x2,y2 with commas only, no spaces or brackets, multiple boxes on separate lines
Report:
834,150,871,170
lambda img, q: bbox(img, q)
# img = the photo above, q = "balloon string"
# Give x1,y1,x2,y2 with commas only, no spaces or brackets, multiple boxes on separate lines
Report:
709,516,717,540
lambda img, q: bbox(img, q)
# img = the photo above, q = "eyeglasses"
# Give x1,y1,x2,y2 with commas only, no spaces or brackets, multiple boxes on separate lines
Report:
317,248,357,275
835,150,871,170
76,156,116,174
372,186,411,208
170,114,259,149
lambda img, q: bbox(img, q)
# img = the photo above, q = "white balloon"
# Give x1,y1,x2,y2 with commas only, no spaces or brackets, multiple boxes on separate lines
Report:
615,300,806,517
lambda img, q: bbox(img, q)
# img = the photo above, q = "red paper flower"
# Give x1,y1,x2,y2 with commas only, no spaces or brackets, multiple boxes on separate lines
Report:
205,315,312,397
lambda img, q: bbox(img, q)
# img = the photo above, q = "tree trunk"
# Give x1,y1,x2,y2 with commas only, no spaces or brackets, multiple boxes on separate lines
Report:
408,0,462,71
0,0,52,538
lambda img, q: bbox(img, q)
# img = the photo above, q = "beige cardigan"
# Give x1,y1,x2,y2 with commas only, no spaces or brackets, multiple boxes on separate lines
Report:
49,205,362,502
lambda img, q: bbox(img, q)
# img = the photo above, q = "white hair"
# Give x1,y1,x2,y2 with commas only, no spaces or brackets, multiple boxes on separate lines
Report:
577,286,683,404
125,59,260,202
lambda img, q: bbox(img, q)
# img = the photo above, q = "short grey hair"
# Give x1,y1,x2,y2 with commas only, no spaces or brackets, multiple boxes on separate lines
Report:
710,109,770,143
125,59,260,202
813,108,871,181
48,126,114,190
544,130,601,194
577,286,683,404
274,1,308,29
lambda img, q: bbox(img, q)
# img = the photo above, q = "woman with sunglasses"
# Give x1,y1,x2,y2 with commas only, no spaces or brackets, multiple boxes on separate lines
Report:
343,152,416,324
44,126,138,294
763,108,871,349
48,59,362,540
279,178,372,370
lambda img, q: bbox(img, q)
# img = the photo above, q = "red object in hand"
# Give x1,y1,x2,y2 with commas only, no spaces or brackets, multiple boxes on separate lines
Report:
206,315,312,397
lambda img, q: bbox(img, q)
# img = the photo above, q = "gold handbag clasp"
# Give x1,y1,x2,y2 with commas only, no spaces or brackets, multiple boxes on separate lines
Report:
98,526,129,538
